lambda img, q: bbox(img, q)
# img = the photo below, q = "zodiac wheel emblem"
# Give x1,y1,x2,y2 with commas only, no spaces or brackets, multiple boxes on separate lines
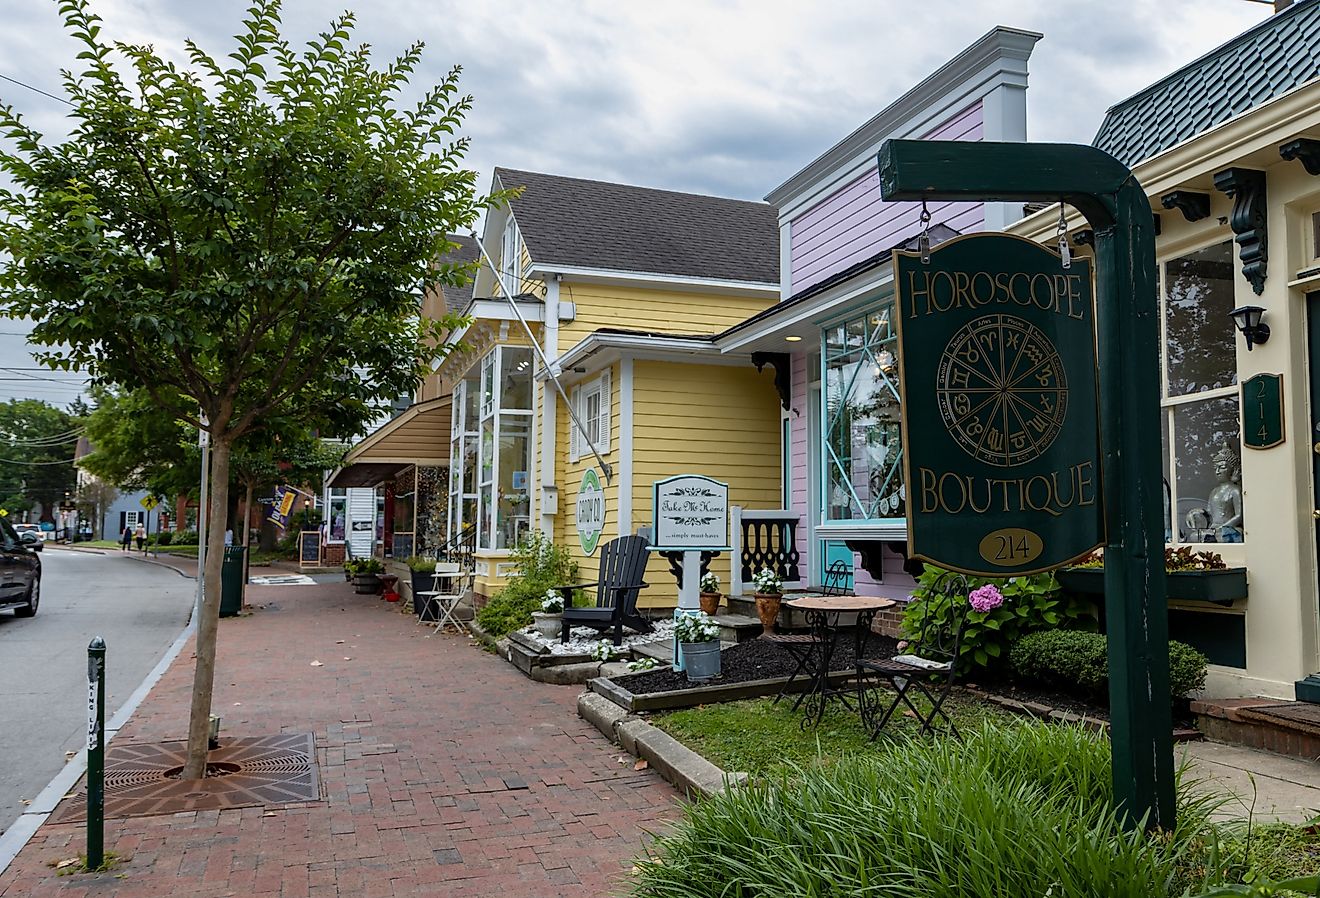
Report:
935,314,1069,467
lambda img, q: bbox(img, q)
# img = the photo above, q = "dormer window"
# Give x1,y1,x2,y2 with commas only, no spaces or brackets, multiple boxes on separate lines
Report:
501,217,520,296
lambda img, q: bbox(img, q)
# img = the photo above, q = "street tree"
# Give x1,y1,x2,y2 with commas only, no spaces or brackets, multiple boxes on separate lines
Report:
230,428,346,552
80,386,199,501
0,0,484,777
0,398,81,520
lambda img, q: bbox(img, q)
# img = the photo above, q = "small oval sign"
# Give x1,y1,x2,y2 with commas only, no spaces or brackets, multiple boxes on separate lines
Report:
978,528,1044,568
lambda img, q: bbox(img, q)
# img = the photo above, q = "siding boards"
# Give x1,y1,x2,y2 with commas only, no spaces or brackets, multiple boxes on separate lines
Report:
630,360,781,606
557,282,774,349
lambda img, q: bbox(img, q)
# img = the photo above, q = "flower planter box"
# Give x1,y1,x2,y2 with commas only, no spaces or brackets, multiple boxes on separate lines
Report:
1055,567,1247,606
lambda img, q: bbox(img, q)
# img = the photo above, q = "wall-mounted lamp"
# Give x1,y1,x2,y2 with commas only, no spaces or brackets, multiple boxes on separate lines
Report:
1229,305,1270,351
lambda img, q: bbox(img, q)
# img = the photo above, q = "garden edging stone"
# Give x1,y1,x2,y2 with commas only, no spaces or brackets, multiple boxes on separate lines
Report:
576,691,747,798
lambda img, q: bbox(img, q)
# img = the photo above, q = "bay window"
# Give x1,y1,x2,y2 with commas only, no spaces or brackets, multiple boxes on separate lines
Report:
449,345,533,551
1160,241,1243,544
822,297,905,524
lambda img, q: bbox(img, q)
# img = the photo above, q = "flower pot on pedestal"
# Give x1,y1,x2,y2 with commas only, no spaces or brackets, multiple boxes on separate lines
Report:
531,611,562,639
699,592,721,615
755,593,782,636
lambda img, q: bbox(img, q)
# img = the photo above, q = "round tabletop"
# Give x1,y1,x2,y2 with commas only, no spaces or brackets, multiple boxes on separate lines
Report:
785,595,896,612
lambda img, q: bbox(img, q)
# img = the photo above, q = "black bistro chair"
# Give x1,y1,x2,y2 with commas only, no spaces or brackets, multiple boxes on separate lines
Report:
855,570,970,738
766,560,853,709
556,535,653,646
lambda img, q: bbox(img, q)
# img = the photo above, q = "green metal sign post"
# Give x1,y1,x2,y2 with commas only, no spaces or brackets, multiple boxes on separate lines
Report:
86,636,106,868
878,138,1174,830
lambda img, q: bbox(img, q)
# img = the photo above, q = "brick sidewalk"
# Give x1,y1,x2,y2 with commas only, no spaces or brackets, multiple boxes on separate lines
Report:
0,581,678,897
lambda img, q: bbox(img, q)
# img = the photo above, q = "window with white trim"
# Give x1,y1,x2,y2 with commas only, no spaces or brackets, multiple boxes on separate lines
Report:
569,369,611,461
500,217,520,296
1159,240,1243,545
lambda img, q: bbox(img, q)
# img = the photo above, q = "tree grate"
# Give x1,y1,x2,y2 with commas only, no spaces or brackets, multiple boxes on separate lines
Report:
52,733,319,822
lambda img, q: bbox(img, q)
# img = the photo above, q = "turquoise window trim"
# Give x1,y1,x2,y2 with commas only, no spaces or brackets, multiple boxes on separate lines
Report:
818,295,908,530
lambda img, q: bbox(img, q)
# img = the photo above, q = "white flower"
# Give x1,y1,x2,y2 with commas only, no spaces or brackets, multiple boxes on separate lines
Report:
699,571,720,594
752,568,782,594
540,589,564,613
675,611,721,643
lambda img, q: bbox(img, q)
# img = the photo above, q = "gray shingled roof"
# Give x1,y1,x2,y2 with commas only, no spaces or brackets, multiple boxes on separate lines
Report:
436,234,479,314
1094,0,1320,168
495,168,779,284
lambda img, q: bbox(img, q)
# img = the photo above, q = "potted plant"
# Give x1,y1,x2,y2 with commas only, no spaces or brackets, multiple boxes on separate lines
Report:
752,567,784,636
342,559,357,582
1056,548,1247,606
699,571,721,615
531,589,564,639
406,556,437,615
675,611,722,682
352,558,384,594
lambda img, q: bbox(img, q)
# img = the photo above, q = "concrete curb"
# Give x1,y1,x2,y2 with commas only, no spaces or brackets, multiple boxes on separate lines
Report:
42,544,107,555
576,692,746,798
126,553,195,579
0,619,197,877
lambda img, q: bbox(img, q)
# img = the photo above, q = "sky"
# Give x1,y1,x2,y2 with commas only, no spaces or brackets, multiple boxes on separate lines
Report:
0,0,1274,407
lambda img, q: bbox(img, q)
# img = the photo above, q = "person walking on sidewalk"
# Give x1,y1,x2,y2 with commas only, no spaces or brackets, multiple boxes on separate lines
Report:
134,521,147,551
120,524,133,551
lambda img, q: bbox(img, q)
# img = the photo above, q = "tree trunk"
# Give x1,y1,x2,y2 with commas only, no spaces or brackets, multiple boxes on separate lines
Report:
182,436,232,780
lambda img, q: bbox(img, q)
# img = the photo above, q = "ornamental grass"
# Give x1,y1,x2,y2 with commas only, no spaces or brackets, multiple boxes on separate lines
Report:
630,720,1221,898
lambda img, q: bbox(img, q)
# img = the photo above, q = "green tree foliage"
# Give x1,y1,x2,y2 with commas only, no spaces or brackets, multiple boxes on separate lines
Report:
0,0,487,777
0,398,80,519
79,386,199,500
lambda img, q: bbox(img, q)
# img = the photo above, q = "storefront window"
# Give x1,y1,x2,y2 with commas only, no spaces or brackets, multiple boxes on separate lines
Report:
823,298,904,522
450,345,534,551
328,489,346,542
1160,241,1243,544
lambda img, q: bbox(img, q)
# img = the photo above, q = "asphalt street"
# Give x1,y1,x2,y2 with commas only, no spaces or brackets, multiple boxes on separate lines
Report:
0,547,193,833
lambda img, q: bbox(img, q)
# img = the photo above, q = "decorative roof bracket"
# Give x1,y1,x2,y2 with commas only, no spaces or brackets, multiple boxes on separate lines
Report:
1280,138,1320,175
750,351,791,411
1212,167,1268,295
1159,190,1211,222
1072,229,1095,247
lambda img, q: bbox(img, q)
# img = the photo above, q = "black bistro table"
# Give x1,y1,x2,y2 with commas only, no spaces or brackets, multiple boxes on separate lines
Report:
783,595,896,728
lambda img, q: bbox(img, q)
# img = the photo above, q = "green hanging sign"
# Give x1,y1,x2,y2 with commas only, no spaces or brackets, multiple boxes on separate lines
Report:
894,233,1104,576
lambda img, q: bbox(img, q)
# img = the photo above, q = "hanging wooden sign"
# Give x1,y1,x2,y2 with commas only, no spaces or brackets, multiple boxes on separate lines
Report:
894,233,1104,576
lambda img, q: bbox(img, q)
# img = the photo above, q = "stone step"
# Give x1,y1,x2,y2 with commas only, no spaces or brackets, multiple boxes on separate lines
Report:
631,637,738,664
1191,696,1320,762
708,613,763,644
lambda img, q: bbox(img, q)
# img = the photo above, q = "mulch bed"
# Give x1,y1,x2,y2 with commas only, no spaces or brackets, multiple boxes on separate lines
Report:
616,633,901,695
610,633,1193,729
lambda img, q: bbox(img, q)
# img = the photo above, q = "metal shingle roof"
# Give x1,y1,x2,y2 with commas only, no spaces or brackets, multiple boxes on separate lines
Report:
495,168,779,284
1093,0,1320,167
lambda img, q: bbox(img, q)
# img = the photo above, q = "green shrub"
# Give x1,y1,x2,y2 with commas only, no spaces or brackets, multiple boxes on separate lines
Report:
475,531,579,638
175,529,198,545
900,566,1094,671
1010,629,1209,697
405,555,436,574
631,720,1214,898
155,530,173,546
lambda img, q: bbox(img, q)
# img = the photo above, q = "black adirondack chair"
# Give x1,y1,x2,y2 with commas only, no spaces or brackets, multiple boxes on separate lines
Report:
556,535,652,645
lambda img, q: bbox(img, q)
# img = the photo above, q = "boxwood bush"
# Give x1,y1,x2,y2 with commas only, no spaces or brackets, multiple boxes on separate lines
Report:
1010,629,1208,697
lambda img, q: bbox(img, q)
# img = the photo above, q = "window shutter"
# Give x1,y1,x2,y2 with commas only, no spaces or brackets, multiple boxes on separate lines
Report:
569,386,581,461
597,369,612,455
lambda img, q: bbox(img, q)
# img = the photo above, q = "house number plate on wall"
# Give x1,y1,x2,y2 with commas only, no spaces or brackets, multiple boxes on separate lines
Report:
893,233,1105,576
1241,373,1284,450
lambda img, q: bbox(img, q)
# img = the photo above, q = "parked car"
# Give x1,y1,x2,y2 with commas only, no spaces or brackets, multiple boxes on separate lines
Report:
0,517,41,617
13,523,44,551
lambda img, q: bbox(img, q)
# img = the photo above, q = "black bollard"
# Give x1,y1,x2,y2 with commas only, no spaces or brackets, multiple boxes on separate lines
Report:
86,637,106,868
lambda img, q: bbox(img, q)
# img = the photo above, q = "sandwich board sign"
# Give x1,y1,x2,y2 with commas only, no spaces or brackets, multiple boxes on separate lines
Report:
893,233,1104,577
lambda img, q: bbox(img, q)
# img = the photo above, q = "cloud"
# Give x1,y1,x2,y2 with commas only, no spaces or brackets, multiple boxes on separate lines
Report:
0,0,1272,402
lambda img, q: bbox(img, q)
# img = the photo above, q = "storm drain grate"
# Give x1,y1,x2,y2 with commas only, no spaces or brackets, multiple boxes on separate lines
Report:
52,733,319,822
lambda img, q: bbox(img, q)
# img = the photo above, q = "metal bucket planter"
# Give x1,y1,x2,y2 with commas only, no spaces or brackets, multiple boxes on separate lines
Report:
682,640,721,682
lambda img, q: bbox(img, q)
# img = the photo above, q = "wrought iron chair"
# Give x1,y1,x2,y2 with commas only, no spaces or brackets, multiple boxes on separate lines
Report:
427,567,473,635
766,560,852,710
855,570,970,739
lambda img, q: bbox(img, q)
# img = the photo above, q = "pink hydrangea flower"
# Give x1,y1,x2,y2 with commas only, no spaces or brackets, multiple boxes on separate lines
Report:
896,640,909,651
968,584,1004,613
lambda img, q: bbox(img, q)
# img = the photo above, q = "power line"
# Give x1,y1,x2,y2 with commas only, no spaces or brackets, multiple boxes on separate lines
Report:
0,73,73,107
0,456,75,465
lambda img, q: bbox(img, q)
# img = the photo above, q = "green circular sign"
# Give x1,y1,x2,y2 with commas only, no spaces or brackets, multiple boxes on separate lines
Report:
576,469,605,555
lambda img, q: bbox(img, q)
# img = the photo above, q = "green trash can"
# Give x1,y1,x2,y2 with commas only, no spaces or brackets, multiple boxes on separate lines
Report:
219,546,247,617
